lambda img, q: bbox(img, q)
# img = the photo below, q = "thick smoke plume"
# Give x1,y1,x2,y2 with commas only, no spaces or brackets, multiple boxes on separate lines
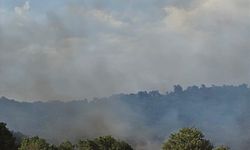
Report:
0,0,250,100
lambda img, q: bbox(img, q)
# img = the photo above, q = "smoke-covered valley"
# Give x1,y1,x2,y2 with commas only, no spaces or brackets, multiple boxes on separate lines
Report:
1,84,250,150
1,0,250,149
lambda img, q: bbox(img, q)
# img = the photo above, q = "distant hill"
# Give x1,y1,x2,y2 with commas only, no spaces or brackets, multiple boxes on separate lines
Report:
1,84,250,150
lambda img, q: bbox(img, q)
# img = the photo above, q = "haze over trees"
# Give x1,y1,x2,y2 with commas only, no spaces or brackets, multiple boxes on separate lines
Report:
0,84,249,149
0,122,134,150
1,122,229,150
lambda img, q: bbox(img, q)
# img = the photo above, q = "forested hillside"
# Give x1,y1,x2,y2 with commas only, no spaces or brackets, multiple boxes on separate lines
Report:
1,84,250,150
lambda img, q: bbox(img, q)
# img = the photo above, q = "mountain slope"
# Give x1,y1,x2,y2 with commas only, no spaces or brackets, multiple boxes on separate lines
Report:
1,84,250,150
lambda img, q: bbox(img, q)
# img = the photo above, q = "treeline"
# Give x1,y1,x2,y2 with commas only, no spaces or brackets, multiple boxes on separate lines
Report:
1,122,132,150
18,136,133,150
1,122,229,150
1,84,250,149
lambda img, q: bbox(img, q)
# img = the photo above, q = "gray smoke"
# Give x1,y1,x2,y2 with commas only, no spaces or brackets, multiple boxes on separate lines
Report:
1,85,250,149
0,0,250,101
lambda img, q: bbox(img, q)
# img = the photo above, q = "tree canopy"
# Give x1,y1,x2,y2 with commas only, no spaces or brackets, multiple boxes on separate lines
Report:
0,122,232,150
0,122,17,150
213,146,230,150
58,141,74,150
18,136,50,150
162,128,214,150
78,135,133,150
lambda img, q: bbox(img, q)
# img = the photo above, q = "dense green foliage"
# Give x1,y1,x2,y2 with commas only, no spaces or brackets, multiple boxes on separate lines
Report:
58,141,74,150
78,135,133,150
0,122,17,150
0,123,133,150
18,136,50,150
213,146,230,150
162,128,232,150
162,128,214,150
17,136,133,150
78,139,100,150
0,122,232,150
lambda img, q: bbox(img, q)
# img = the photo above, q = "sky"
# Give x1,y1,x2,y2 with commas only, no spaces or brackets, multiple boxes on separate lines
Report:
0,0,250,101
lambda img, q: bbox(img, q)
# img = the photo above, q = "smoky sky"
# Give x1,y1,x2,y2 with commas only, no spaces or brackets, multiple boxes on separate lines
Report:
0,0,250,101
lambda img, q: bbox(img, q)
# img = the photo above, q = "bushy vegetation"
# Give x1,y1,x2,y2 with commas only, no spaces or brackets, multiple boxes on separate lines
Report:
162,128,213,150
18,136,50,150
213,146,230,150
0,122,133,150
58,141,75,150
0,122,230,150
77,136,133,150
162,128,230,150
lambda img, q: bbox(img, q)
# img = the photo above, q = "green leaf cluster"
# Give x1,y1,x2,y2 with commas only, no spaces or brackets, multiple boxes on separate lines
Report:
18,136,50,150
1,122,232,150
162,128,214,150
78,135,133,150
213,145,230,150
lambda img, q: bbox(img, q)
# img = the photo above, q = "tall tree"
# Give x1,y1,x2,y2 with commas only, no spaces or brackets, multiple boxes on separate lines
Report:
0,122,17,150
162,128,214,150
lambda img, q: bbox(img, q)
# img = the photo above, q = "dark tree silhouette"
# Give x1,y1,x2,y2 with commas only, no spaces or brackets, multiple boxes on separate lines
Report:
174,85,183,93
0,122,17,150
